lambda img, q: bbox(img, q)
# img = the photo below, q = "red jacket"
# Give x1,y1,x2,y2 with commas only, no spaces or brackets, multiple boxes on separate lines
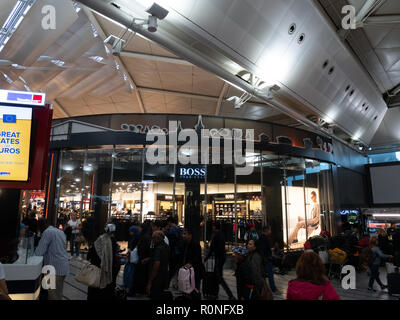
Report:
287,280,340,300
358,237,370,248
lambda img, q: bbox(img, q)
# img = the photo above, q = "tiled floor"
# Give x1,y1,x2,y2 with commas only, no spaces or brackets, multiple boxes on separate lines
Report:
63,256,399,301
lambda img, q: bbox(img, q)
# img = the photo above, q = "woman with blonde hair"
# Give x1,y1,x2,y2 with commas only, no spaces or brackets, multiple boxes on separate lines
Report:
287,251,339,300
368,237,392,292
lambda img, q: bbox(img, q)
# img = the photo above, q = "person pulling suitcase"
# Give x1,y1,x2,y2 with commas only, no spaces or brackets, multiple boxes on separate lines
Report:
204,222,236,300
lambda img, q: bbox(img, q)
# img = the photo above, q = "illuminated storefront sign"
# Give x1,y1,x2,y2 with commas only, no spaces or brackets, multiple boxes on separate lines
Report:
0,106,32,181
179,167,206,179
0,89,46,106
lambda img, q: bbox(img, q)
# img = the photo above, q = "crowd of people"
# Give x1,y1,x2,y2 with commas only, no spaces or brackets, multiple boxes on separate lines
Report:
10,207,400,301
302,224,400,293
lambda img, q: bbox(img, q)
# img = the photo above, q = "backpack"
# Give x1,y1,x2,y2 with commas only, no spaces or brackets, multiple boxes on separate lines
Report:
178,266,196,294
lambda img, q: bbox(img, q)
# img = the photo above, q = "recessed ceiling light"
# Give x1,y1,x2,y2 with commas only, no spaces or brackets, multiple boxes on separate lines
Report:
89,56,104,63
51,59,65,67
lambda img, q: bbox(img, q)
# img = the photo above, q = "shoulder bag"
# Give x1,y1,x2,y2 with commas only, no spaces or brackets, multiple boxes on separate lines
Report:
75,262,101,288
130,247,139,264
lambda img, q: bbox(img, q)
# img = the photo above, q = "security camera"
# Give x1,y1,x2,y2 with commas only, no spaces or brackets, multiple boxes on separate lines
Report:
145,3,169,20
147,15,158,33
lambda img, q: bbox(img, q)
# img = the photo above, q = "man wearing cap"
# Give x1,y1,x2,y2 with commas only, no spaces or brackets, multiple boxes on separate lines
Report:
232,246,254,300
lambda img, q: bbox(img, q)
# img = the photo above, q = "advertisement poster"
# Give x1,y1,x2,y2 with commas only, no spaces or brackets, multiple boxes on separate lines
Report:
282,186,321,248
0,106,32,181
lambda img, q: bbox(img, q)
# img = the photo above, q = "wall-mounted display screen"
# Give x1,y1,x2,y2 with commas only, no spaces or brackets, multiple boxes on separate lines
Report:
369,165,400,204
0,106,32,181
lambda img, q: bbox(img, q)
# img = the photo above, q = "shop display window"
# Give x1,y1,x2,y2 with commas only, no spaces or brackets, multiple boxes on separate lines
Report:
46,145,335,249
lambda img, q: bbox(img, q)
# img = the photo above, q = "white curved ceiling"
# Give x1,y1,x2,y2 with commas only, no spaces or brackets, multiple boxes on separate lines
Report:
0,0,398,148
318,0,400,149
0,0,282,122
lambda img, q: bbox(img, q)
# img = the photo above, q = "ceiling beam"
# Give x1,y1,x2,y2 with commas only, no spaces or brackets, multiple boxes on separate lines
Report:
215,83,229,116
53,99,71,117
391,83,400,96
364,15,400,25
356,0,385,24
83,7,145,113
119,50,192,66
137,86,218,102
137,86,275,110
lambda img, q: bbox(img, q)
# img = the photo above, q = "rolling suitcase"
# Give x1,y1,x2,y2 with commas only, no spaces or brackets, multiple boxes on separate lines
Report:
202,255,219,298
202,272,219,298
387,273,400,295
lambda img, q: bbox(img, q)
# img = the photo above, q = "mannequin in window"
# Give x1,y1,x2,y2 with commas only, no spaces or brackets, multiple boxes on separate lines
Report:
288,191,320,245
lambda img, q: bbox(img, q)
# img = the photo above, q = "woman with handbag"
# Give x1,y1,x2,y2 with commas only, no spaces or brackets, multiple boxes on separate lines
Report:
246,239,273,300
86,224,120,300
232,246,253,300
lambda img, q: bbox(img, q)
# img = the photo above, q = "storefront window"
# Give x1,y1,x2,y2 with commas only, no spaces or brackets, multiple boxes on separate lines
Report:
305,160,335,235
110,147,144,222
282,156,308,250
53,148,113,239
48,144,336,250
56,150,86,216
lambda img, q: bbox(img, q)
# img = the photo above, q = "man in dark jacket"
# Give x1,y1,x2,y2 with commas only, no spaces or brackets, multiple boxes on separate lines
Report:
180,228,204,290
147,231,170,300
204,222,235,300
257,225,278,293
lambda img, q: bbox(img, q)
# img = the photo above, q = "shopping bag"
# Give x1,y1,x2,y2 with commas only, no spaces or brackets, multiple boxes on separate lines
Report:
75,263,101,288
319,250,329,264
386,262,396,275
130,247,139,264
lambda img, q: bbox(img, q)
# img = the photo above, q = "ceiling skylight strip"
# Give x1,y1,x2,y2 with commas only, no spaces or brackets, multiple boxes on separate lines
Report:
0,0,36,53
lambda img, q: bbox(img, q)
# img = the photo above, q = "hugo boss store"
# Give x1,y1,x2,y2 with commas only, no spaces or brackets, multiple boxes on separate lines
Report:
44,113,342,249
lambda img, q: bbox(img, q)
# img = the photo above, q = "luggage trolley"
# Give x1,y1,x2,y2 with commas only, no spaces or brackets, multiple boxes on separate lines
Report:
328,248,348,280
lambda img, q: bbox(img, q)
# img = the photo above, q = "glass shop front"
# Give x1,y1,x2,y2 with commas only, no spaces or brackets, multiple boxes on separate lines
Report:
42,114,337,249
50,147,335,250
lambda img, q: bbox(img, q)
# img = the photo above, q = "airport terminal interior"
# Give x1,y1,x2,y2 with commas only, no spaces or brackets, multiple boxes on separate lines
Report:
1,0,400,302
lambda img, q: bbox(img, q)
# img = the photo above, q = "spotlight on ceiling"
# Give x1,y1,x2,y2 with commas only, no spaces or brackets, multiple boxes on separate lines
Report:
104,35,126,56
227,91,253,109
145,3,169,33
227,96,242,109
